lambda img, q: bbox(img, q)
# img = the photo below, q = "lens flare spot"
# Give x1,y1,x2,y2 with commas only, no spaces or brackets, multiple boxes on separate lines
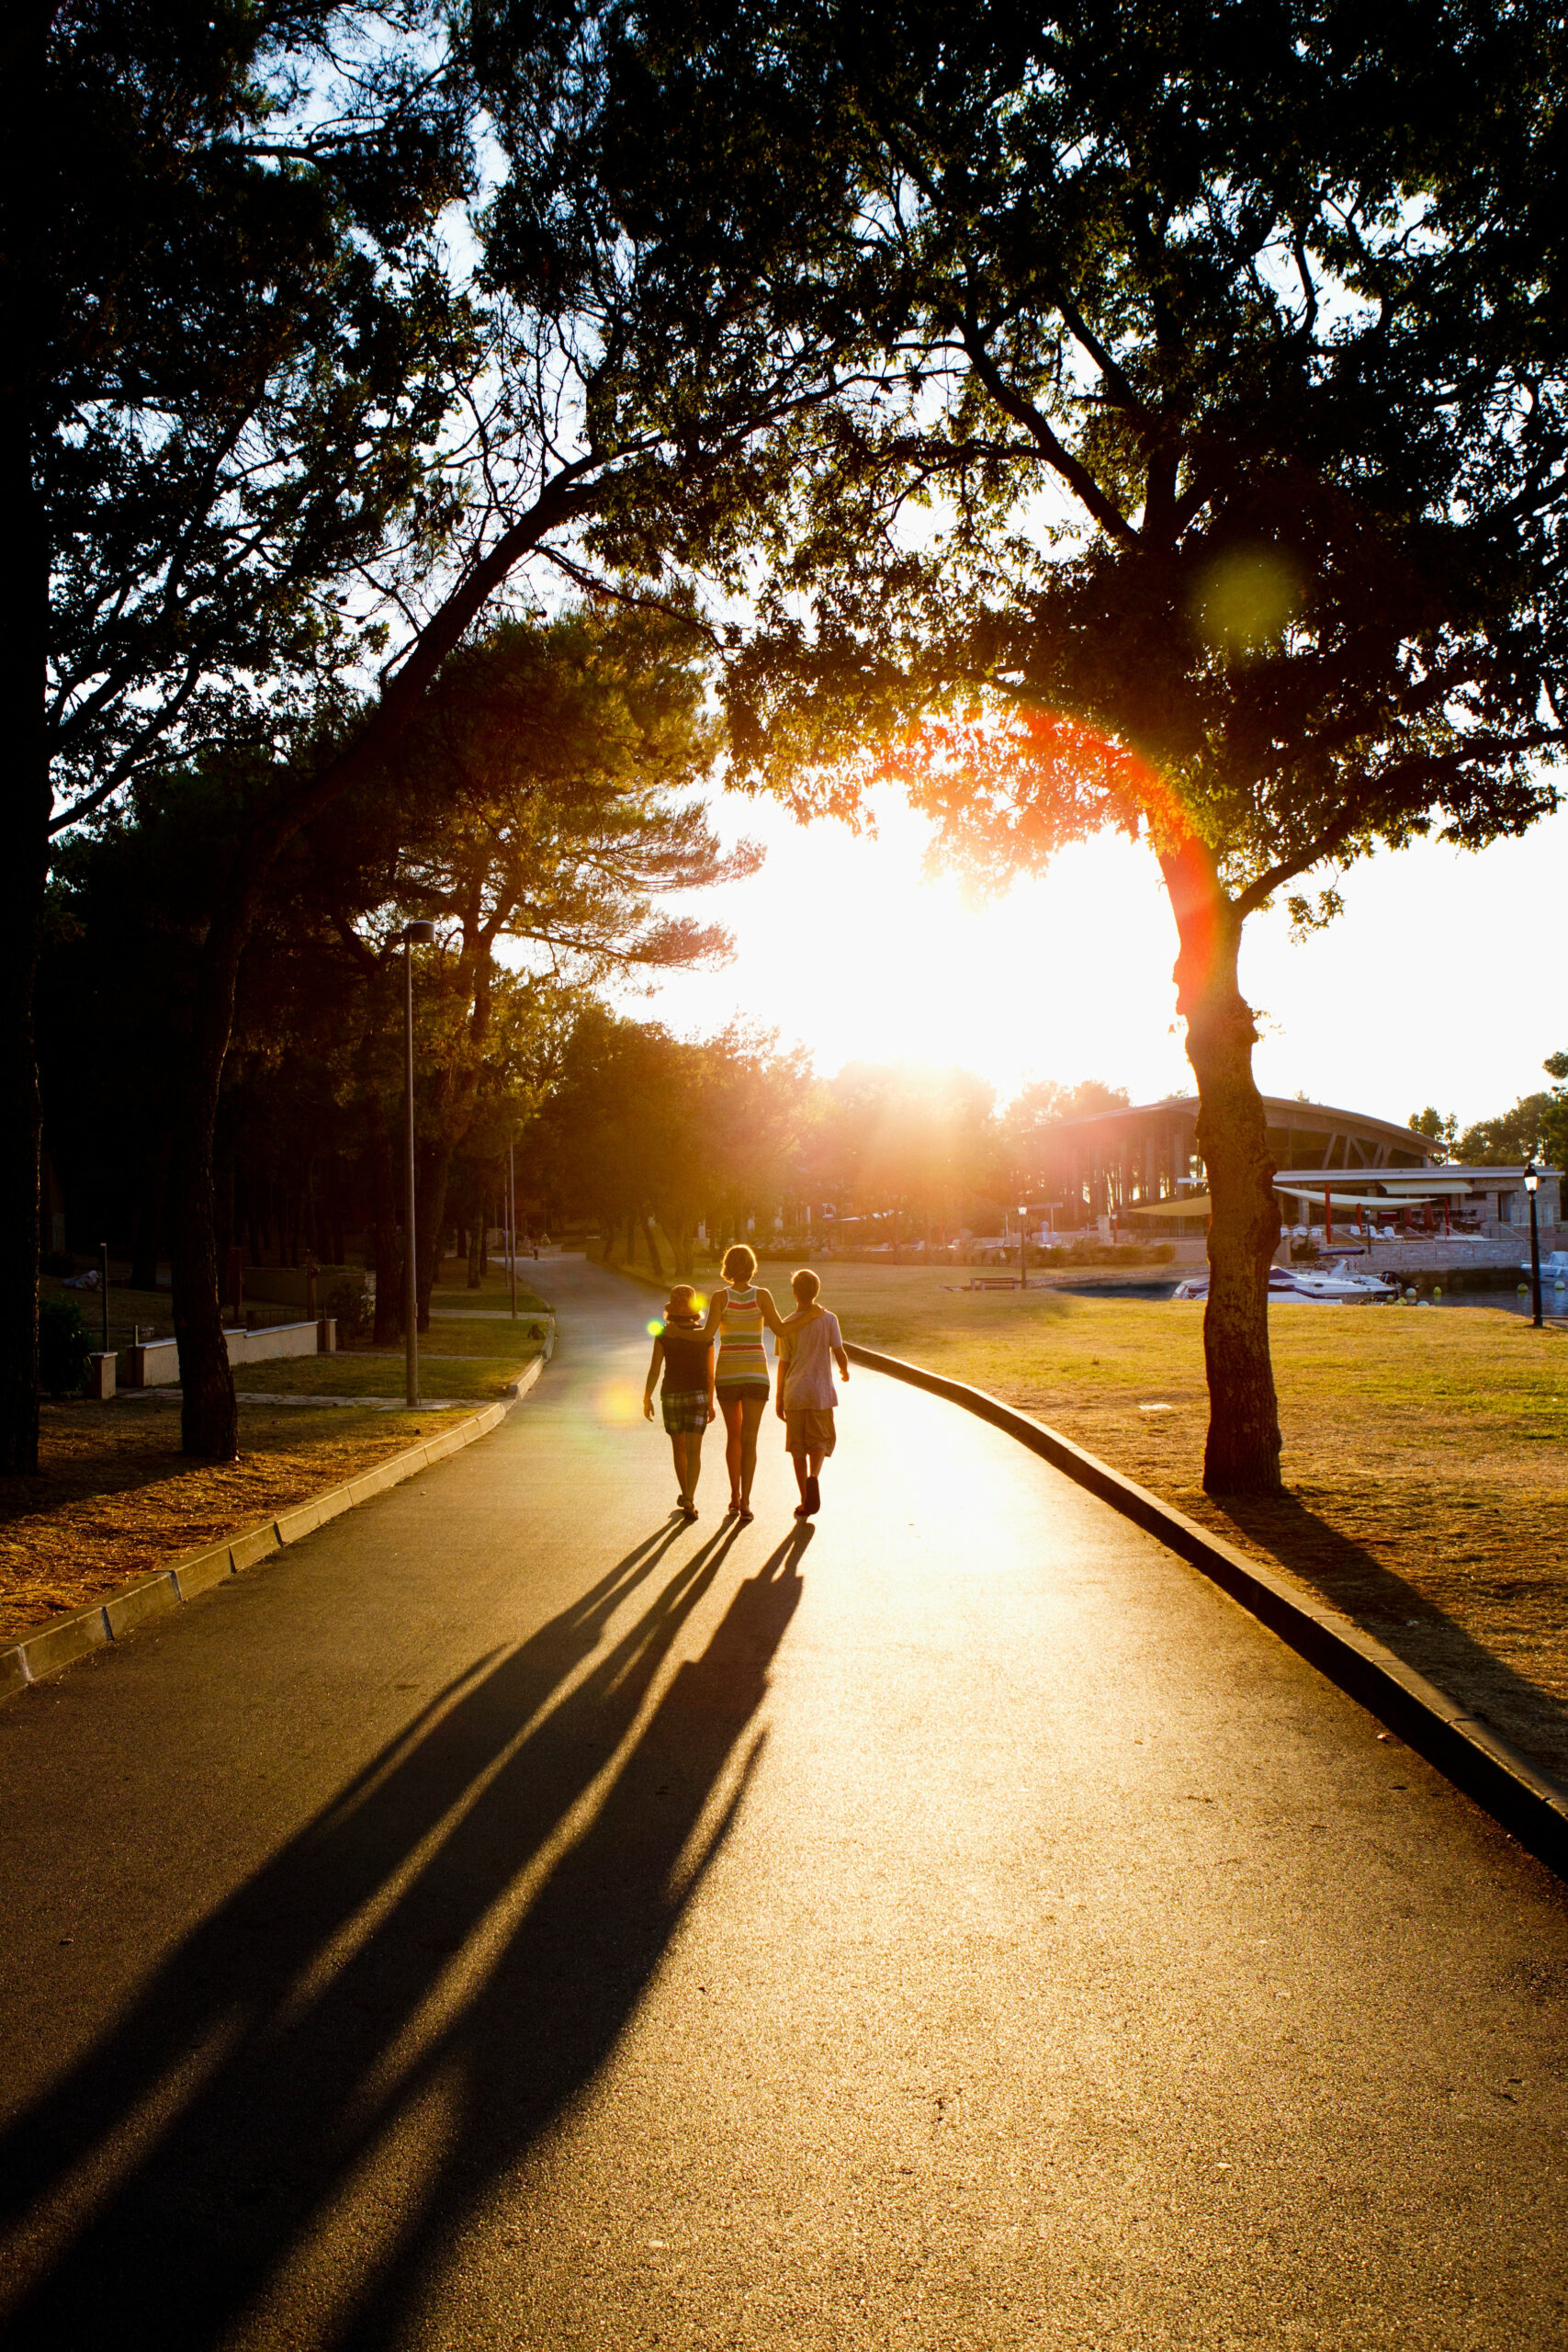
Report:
1190,548,1300,656
646,1318,665,1337
597,1380,643,1424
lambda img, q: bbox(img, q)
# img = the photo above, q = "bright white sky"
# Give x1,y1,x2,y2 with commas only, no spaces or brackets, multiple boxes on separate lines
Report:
623,786,1565,1130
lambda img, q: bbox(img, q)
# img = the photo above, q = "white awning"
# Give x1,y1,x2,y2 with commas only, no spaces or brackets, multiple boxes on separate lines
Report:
1364,1176,1476,1197
1274,1185,1443,1209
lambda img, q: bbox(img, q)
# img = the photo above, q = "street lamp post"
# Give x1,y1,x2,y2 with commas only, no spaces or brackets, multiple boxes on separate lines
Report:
1525,1161,1543,1328
400,921,436,1408
1018,1204,1029,1291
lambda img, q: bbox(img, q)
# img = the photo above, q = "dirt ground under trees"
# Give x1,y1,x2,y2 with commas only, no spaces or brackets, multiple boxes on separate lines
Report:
4,1265,549,1649
0,1398,475,1646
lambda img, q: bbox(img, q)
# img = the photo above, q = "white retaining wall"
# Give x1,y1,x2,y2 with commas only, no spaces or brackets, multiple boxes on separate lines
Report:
127,1319,333,1388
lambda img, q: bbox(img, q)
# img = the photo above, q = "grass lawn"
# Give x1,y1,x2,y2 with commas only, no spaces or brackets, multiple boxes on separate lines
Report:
0,1396,479,1648
429,1259,553,1316
235,1320,545,1401
809,1263,1568,1781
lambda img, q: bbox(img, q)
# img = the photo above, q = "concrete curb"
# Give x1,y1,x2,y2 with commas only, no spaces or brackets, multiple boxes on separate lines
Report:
1,1354,548,1707
846,1341,1568,1879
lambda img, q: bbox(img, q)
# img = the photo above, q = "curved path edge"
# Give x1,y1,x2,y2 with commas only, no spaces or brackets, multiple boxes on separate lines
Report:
0,1351,550,1709
846,1339,1568,1879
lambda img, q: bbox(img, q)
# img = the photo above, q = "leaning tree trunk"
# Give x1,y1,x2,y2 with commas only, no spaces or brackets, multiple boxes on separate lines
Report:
1161,837,1282,1495
638,1215,665,1281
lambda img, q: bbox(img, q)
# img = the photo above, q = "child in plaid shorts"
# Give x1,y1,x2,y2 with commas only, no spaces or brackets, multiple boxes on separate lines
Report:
643,1284,716,1521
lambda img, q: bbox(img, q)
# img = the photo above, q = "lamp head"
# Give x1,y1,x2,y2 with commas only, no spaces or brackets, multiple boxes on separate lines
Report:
1524,1160,1540,1193
401,920,437,946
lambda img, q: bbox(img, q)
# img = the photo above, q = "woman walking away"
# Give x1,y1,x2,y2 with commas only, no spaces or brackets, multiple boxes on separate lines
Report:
703,1244,785,1522
643,1284,716,1521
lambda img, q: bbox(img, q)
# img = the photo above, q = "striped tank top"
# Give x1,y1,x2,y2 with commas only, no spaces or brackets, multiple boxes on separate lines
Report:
716,1286,770,1389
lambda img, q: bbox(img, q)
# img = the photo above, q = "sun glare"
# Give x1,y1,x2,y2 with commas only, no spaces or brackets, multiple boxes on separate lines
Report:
638,788,1190,1103
608,786,1568,1125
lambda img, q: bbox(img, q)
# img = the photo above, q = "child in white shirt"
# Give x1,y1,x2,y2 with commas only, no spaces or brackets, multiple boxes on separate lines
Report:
775,1268,849,1518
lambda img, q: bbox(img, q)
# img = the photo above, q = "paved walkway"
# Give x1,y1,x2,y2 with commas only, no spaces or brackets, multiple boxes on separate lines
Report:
2,1257,1566,2349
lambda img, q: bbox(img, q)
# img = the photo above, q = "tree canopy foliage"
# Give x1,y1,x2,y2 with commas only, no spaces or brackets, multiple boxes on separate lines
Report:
1411,1055,1568,1169
565,0,1568,1487
42,606,743,1341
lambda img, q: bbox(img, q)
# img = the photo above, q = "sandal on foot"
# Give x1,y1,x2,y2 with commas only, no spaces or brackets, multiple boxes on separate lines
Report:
738,1505,754,1522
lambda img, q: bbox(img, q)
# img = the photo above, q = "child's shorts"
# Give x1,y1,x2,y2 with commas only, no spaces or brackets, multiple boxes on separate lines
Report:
661,1387,710,1434
784,1407,836,1455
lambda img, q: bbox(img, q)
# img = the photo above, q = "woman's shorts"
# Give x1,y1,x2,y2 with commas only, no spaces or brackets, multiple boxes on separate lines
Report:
784,1407,836,1455
661,1387,710,1434
716,1379,772,1405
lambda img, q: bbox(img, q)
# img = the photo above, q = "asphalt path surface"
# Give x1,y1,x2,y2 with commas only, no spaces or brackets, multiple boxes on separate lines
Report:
3,1255,1567,2349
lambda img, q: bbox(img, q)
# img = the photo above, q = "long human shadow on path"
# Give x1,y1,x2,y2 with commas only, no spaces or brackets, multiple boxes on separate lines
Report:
0,1518,811,2349
1214,1490,1568,1781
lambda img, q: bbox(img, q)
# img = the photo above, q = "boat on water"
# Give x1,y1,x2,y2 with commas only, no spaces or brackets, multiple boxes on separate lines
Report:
1172,1260,1397,1305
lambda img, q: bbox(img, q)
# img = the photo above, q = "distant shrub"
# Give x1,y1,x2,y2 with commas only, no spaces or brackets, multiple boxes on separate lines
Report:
38,1296,94,1396
322,1278,368,1341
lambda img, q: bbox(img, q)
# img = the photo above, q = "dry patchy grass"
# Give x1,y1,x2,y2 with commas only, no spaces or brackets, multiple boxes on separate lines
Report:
819,1263,1568,1781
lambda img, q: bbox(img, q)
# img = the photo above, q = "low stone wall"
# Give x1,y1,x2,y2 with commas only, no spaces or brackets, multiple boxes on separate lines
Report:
126,1318,333,1388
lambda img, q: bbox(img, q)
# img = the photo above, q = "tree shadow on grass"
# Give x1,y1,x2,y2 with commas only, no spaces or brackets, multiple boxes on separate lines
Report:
1213,1489,1568,1781
0,1517,812,2349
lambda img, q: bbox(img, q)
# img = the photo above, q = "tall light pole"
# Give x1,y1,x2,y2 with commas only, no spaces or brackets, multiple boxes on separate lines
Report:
1525,1160,1543,1328
1018,1204,1030,1291
400,921,436,1407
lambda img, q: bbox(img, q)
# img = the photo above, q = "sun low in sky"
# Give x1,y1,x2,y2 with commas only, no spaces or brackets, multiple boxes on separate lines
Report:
634,788,1566,1130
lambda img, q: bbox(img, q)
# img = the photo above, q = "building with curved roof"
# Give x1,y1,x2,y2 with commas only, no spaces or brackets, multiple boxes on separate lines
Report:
1028,1094,1562,1242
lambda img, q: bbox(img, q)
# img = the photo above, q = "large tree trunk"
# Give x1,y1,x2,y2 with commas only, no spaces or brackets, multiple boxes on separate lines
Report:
416,1136,455,1333
363,1103,403,1345
1161,837,1282,1495
0,541,48,1472
0,48,48,1472
168,895,259,1459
